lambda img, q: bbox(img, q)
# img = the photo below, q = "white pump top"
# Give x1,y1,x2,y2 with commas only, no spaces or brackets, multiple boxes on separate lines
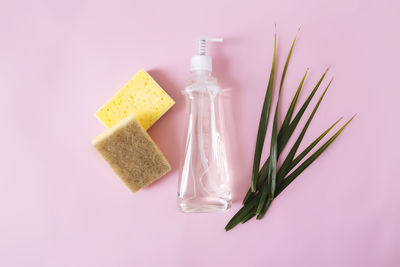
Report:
190,37,223,72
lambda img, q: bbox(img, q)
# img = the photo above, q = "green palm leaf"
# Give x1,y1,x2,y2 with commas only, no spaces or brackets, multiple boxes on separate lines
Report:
257,69,328,189
244,37,303,205
280,116,342,180
225,195,259,231
243,68,326,209
256,32,297,215
276,115,356,196
225,115,352,230
288,118,341,170
251,32,276,192
278,67,329,153
225,30,355,231
279,69,308,139
256,80,331,219
277,79,332,185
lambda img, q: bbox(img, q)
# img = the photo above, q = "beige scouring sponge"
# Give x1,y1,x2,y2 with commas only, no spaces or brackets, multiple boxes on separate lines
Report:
93,114,171,192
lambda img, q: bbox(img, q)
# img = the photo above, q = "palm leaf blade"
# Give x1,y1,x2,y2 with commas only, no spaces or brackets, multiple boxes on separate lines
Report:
276,115,356,196
279,69,308,137
225,196,259,231
277,80,332,185
278,68,329,154
288,117,342,172
251,32,276,192
226,31,355,231
243,69,308,205
256,33,297,214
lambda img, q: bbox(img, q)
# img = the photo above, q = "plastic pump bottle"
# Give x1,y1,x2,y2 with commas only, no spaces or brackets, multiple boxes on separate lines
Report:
177,38,231,212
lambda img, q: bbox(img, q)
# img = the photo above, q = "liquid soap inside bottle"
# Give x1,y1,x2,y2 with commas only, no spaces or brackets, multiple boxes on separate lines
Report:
177,38,231,212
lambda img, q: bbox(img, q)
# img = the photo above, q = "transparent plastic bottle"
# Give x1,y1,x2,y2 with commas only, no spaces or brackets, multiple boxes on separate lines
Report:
177,38,231,212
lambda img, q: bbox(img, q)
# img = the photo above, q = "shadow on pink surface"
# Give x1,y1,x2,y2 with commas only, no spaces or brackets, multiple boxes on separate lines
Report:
145,69,184,189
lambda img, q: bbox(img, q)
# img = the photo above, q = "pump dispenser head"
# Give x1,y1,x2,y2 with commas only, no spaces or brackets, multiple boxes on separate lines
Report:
190,37,223,72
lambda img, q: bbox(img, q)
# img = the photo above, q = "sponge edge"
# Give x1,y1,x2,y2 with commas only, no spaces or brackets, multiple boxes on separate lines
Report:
93,114,171,193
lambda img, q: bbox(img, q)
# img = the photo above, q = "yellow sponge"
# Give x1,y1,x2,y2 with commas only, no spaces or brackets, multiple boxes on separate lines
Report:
96,70,175,130
93,114,171,193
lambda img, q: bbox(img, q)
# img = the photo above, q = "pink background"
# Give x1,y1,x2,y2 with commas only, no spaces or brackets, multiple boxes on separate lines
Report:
1,0,400,266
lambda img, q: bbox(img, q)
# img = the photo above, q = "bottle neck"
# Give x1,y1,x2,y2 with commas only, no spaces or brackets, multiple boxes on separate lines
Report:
191,69,211,77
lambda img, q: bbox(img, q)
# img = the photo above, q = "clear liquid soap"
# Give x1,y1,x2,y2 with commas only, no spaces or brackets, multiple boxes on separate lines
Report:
177,38,232,212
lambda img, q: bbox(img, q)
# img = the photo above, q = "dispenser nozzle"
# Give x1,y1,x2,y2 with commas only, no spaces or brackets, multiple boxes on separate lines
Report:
191,37,223,72
197,38,223,55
